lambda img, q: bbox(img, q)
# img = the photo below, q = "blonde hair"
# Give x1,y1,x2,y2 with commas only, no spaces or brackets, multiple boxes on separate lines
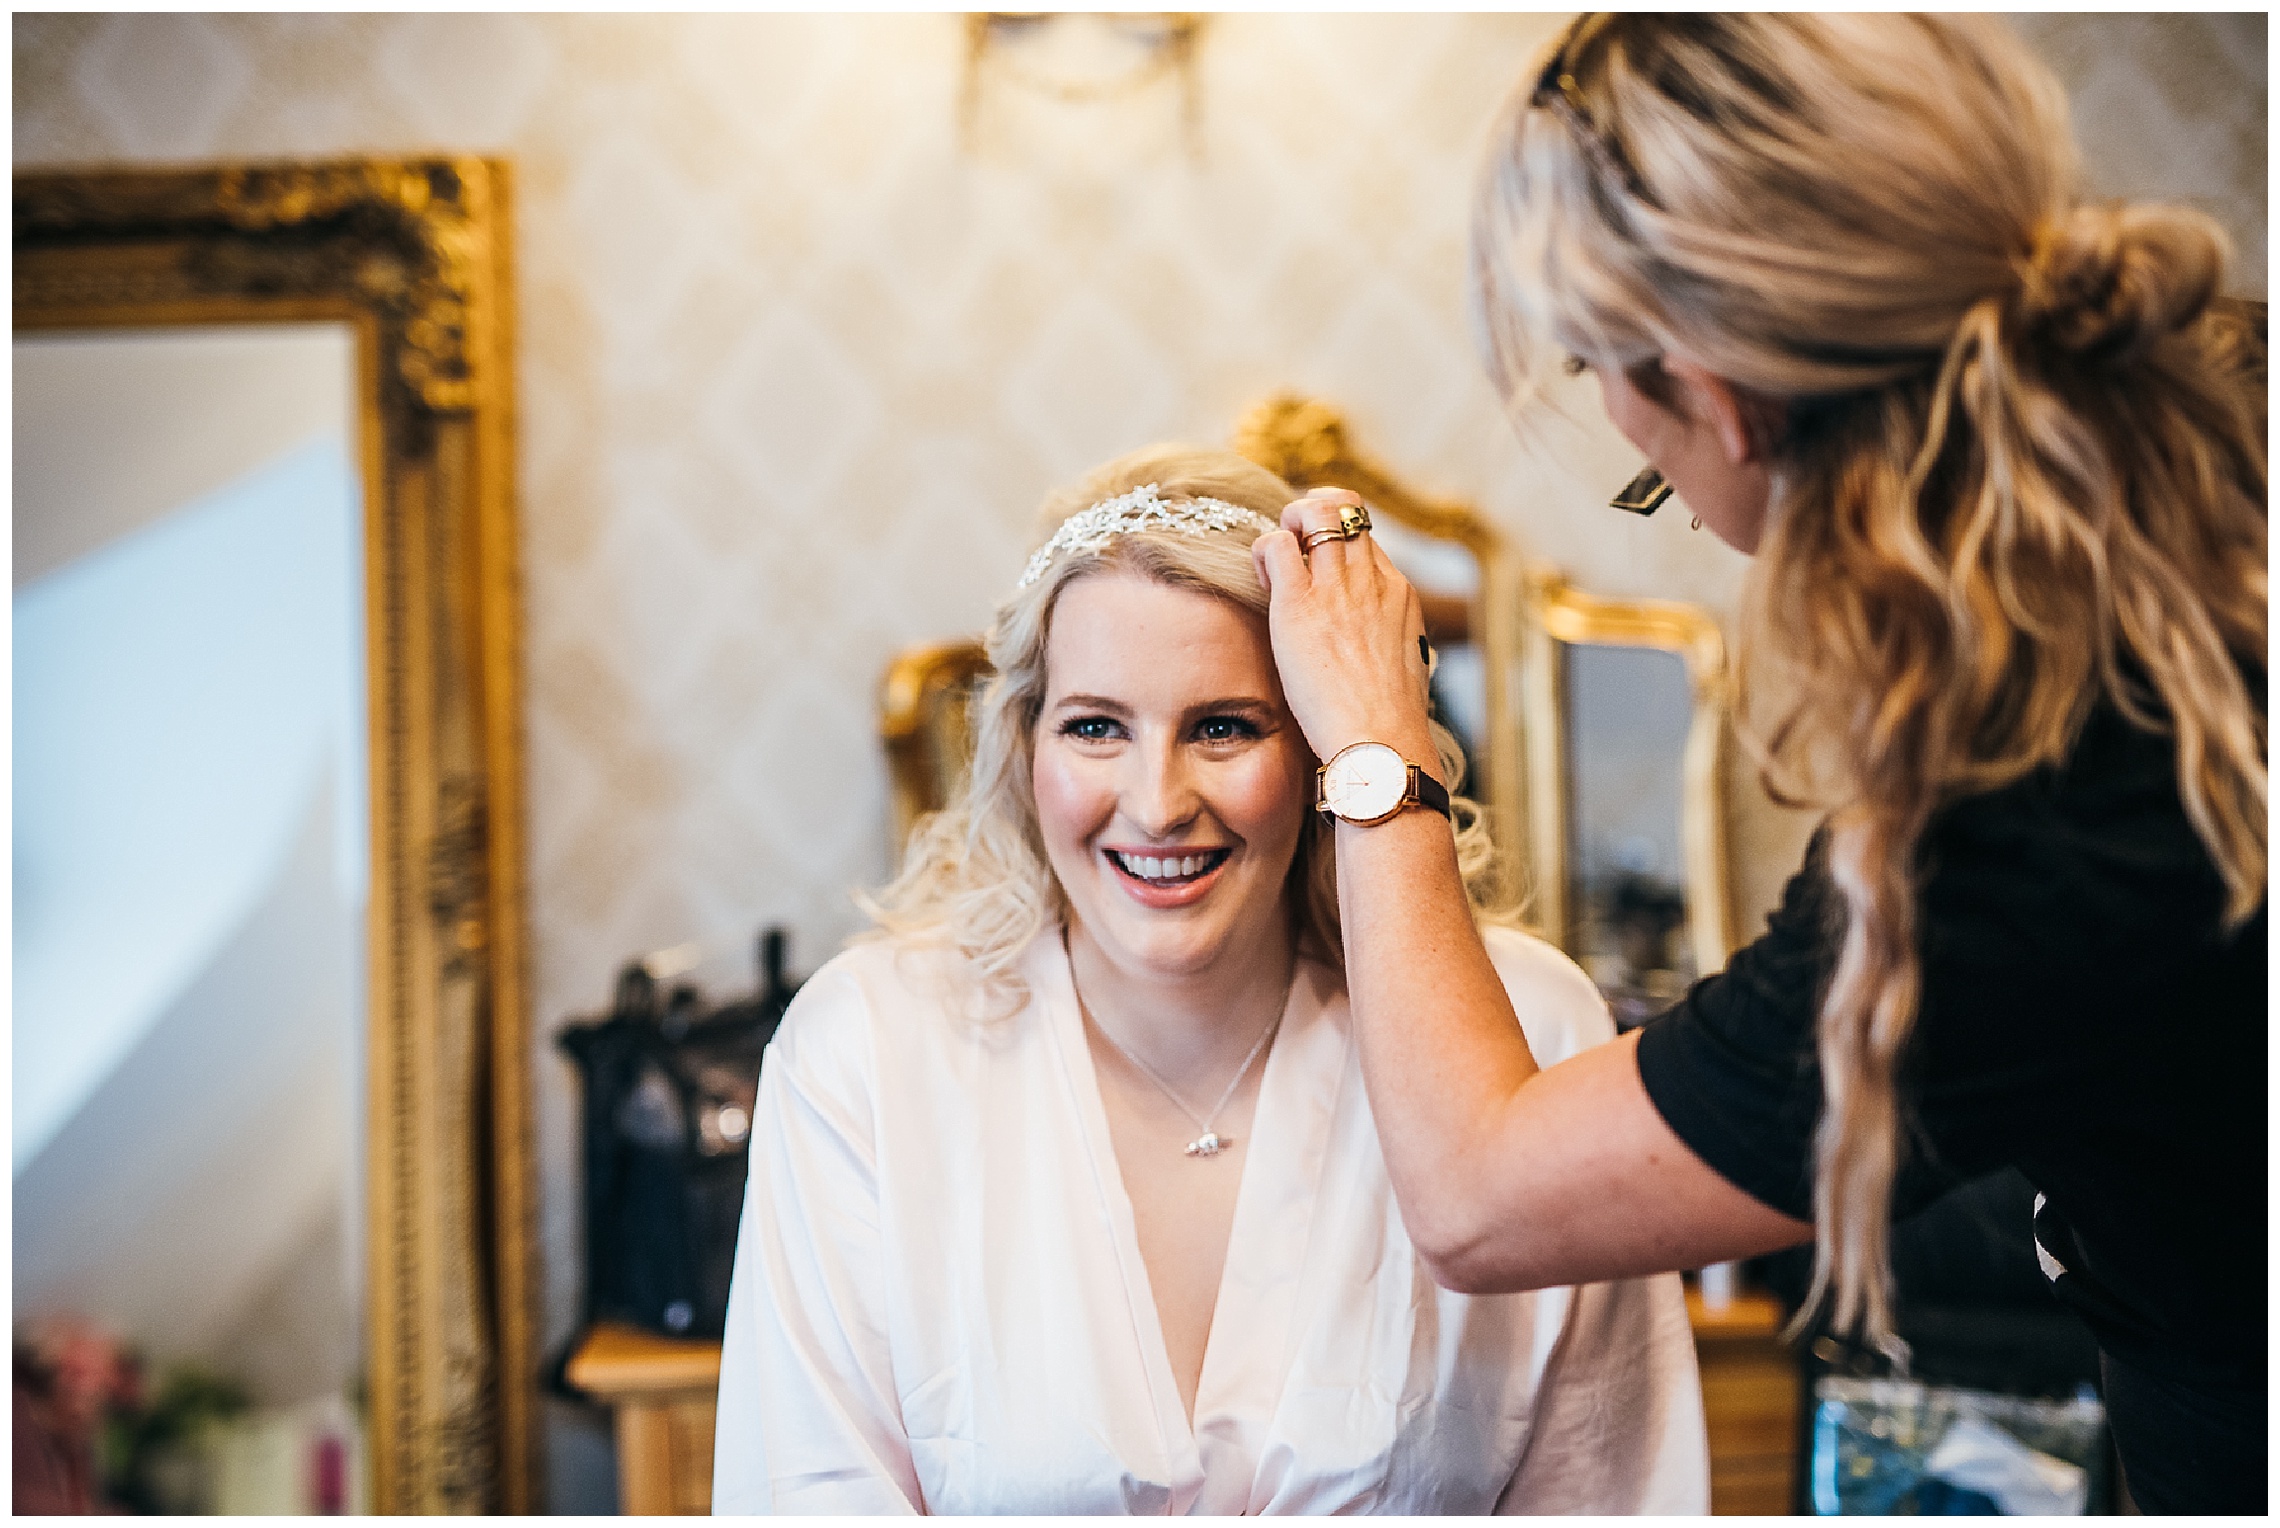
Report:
1475,15,2266,1353
866,443,1507,1019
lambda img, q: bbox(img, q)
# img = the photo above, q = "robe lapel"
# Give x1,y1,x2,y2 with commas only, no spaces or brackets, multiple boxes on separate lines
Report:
1189,958,1349,1514
1030,933,1204,1506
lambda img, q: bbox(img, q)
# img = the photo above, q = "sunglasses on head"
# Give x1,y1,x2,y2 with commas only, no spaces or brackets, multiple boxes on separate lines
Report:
1535,17,1672,517
1610,466,1674,516
1528,13,1649,203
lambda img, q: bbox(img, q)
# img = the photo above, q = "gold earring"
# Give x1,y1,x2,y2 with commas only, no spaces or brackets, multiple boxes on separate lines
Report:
1691,514,1702,531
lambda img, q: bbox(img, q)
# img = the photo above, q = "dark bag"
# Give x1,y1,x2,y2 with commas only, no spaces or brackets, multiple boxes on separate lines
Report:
557,929,800,1340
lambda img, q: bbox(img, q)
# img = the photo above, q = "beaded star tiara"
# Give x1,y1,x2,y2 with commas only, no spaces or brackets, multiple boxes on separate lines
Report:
1017,484,1278,588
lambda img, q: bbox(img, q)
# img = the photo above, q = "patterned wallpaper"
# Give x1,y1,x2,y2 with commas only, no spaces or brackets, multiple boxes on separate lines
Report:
14,11,2265,1504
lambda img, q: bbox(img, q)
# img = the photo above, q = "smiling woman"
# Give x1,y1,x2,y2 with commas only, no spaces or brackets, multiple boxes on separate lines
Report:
707,445,1711,1514
1035,574,1309,983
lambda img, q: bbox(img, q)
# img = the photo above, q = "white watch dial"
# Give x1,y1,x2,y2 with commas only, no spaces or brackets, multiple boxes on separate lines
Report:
1323,742,1408,821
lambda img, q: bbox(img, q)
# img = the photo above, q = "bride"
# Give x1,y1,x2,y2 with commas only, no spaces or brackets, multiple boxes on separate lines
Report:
711,445,1708,1514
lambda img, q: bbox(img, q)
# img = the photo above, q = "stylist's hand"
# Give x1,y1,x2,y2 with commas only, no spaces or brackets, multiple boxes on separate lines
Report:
1253,488,1438,769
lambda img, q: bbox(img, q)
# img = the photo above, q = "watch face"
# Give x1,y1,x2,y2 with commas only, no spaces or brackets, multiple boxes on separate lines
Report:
1323,742,1407,822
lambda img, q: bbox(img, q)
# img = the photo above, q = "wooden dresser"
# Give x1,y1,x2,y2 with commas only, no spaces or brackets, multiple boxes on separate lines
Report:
565,1323,721,1516
1689,1288,1804,1514
569,1295,1801,1515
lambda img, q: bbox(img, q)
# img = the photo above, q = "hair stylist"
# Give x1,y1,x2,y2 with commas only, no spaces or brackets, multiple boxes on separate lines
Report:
1254,14,2266,1515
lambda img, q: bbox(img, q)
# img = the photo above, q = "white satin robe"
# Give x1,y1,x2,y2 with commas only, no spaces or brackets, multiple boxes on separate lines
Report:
712,924,1709,1514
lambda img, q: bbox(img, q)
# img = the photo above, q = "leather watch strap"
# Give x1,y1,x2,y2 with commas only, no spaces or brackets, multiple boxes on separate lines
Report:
1407,765,1453,820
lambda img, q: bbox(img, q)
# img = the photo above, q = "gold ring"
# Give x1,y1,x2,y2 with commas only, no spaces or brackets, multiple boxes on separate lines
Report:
1301,527,1346,553
1337,502,1372,539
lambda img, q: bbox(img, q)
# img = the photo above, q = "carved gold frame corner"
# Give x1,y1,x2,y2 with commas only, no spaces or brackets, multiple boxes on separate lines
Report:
880,637,994,847
1234,393,1530,904
15,158,535,1512
1520,568,1737,977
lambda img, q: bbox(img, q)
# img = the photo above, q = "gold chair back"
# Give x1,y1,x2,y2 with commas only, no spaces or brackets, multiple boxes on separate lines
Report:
880,638,991,846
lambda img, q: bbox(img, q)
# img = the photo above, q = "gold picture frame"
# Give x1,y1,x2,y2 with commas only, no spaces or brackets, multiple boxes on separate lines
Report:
15,158,535,1513
1521,570,1737,977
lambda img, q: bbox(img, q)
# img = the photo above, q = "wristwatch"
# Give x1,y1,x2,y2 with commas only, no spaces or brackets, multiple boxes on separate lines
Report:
1315,741,1452,826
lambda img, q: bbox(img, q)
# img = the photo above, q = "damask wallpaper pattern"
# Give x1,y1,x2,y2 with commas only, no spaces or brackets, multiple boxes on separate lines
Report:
14,12,2265,1506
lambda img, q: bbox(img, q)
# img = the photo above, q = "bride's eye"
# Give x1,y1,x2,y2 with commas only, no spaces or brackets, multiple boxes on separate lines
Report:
1194,715,1261,744
1562,353,1590,378
1059,715,1123,742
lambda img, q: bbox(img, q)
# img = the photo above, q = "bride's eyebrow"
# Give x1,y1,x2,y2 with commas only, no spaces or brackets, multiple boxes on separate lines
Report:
1051,693,1132,714
1047,693,1276,717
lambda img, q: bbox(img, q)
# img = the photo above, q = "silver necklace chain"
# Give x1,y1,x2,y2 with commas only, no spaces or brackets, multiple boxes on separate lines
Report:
1088,1002,1281,1160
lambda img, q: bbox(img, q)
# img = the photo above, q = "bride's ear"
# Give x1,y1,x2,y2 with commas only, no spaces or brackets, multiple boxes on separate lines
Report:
1661,355,1764,467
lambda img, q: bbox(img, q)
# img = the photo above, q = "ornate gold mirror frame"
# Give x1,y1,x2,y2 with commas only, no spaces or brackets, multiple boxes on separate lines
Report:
1233,394,1529,903
1521,572,1737,977
15,158,535,1512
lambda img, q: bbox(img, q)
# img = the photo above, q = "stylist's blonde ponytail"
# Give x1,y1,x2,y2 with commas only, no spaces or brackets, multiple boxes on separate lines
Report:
1476,13,2266,1355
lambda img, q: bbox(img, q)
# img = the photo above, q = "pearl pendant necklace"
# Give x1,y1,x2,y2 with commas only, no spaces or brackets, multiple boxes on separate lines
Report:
1065,928,1288,1160
1087,1000,1280,1160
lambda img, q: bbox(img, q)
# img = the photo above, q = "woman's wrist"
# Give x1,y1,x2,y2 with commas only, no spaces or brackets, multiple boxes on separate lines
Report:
1315,717,1442,781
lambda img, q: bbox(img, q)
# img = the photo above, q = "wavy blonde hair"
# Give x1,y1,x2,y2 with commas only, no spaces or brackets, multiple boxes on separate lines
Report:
1474,14,2267,1353
865,443,1508,1020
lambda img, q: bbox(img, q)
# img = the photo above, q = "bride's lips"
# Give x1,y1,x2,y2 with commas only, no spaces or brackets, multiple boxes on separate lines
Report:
1101,846,1233,908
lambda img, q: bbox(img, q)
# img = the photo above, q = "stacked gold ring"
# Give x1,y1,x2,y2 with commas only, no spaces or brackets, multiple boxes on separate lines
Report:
1301,500,1373,553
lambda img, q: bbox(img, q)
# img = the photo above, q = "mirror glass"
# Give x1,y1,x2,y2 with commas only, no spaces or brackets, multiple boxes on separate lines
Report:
1562,642,1696,1031
1368,516,1487,795
13,325,371,1512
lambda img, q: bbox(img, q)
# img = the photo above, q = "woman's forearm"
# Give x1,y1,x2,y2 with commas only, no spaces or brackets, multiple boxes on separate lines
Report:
1252,500,1557,1271
1337,813,1809,1288
1259,495,1809,1288
1331,788,1545,1263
